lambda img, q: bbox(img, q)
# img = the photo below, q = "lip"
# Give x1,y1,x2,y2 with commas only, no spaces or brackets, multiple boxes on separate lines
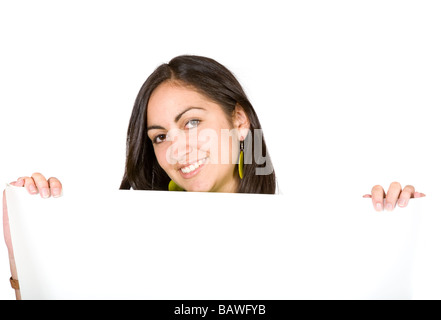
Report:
178,157,208,179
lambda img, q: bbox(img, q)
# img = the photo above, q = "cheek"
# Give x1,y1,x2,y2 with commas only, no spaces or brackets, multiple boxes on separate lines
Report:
153,144,171,170
219,129,239,164
194,129,215,161
196,128,240,164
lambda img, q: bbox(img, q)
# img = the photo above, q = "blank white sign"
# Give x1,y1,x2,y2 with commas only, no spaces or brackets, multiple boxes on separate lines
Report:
4,185,439,300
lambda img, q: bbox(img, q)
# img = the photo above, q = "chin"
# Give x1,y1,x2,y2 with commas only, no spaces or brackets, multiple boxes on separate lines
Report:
182,180,214,192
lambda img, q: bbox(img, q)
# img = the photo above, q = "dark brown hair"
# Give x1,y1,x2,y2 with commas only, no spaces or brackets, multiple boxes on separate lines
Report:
120,55,276,194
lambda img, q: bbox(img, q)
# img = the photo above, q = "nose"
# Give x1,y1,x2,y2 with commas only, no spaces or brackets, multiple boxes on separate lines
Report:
166,128,194,165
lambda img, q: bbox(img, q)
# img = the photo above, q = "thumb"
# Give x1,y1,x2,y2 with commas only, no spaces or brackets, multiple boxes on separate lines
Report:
413,192,426,198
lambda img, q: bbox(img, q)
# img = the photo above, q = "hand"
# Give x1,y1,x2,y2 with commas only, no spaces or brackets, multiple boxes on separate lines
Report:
4,173,62,299
363,182,426,212
9,172,63,199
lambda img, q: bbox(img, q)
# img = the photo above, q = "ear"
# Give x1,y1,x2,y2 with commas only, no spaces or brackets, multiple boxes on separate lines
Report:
232,103,250,140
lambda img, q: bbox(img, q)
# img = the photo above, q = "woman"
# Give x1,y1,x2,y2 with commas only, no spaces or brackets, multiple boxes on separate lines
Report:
3,55,425,299
119,55,276,193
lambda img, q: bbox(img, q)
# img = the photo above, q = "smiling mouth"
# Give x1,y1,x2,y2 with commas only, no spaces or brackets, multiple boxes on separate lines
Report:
180,157,208,174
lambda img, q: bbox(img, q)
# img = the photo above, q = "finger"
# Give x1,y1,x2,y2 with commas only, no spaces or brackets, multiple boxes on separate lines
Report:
31,172,50,199
23,176,38,195
414,192,426,198
15,178,25,187
398,185,415,207
9,178,23,187
48,177,63,198
371,185,385,212
363,194,372,198
385,181,402,211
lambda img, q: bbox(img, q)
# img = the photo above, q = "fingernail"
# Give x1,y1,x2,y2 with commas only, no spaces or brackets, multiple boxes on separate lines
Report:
41,188,50,198
52,187,61,198
29,184,38,194
376,202,383,211
398,199,407,207
386,203,393,211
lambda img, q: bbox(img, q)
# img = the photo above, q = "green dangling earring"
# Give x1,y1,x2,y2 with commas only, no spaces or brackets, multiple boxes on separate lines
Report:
168,180,185,191
238,139,244,179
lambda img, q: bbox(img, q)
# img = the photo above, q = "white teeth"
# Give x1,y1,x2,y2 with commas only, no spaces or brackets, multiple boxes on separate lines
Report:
180,158,207,174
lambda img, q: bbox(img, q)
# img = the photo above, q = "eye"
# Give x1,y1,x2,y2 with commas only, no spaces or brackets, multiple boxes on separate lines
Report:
185,119,200,129
153,134,167,144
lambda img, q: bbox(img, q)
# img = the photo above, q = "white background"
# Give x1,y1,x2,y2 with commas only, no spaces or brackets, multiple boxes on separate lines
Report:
1,0,440,299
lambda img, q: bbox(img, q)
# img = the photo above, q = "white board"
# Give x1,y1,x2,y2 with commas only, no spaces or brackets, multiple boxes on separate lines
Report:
5,184,440,300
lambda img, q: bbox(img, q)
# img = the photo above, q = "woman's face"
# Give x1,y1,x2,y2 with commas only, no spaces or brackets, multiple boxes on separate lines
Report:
147,81,249,192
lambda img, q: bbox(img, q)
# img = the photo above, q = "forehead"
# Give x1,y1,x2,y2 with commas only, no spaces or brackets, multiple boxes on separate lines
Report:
147,81,223,125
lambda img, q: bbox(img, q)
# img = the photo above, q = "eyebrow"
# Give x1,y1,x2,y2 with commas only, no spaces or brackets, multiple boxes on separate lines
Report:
147,107,206,132
174,106,205,123
146,125,166,132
